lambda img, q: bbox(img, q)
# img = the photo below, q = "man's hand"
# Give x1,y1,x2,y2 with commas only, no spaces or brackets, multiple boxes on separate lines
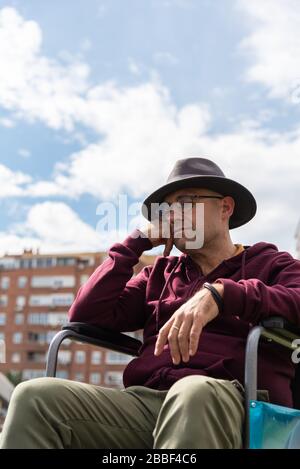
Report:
140,219,174,257
154,283,224,364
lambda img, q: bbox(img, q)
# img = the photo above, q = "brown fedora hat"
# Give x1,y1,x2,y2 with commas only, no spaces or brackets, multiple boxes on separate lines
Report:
141,157,257,229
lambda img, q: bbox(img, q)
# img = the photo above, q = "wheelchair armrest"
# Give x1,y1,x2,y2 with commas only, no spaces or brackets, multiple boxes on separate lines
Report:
261,315,300,336
259,316,300,349
46,322,143,377
62,322,143,354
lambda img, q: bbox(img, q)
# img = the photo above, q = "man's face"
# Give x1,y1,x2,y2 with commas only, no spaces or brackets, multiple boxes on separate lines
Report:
163,187,234,253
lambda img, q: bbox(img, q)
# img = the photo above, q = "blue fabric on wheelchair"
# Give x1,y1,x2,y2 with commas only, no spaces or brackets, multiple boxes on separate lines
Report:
249,400,300,448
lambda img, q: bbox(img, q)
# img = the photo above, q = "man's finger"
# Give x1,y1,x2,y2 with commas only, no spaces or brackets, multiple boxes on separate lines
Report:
168,323,183,364
154,323,172,356
177,315,193,363
189,317,203,356
163,223,174,256
163,236,173,257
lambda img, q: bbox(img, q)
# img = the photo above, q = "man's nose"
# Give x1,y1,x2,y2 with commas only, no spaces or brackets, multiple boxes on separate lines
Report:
166,208,183,227
167,210,175,224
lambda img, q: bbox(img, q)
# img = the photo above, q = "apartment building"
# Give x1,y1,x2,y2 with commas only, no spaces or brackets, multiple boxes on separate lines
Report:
0,248,156,390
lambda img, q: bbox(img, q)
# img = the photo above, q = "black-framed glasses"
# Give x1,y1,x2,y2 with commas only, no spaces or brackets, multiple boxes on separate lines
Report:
175,195,224,205
156,195,224,217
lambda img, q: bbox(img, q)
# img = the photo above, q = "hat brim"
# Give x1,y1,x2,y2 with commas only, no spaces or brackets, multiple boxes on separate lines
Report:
141,175,257,230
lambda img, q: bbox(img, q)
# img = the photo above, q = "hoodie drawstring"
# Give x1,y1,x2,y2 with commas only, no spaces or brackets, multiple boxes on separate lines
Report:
155,258,181,333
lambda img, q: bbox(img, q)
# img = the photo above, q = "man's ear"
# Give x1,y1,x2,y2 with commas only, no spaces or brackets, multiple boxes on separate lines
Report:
222,196,235,219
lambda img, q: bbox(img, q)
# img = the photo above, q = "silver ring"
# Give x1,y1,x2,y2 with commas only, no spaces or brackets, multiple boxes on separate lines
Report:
172,325,180,330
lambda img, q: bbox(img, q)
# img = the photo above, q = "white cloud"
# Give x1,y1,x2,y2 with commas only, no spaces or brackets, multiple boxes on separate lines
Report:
153,52,179,66
128,58,142,76
0,164,31,197
80,38,92,52
18,148,31,158
19,202,100,249
0,116,15,127
0,7,214,205
25,180,67,197
0,7,90,131
0,201,130,255
155,0,195,8
26,82,212,200
237,0,300,101
97,2,108,18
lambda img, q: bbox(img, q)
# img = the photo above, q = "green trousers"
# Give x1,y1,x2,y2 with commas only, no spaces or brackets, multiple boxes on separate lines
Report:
0,375,245,449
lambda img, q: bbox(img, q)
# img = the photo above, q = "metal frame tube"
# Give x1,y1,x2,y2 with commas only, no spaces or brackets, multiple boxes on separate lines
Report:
244,325,264,448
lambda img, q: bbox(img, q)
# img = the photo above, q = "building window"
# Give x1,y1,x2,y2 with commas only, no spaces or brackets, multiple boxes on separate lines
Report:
16,296,26,308
31,275,75,289
27,352,46,363
91,351,102,365
0,313,6,325
78,257,95,269
80,274,89,286
90,373,101,385
57,350,72,365
46,313,68,326
22,370,45,380
105,351,132,365
0,334,5,365
0,277,10,289
36,258,54,268
74,372,84,382
104,372,123,387
0,258,20,270
52,293,74,306
75,351,86,364
11,352,21,363
56,370,69,379
0,339,6,366
28,332,39,343
27,312,68,326
29,295,50,306
0,340,6,364
28,331,56,345
18,276,27,288
13,332,23,344
29,293,74,307
20,259,31,269
56,257,76,266
28,313,47,325
15,313,24,325
0,295,8,307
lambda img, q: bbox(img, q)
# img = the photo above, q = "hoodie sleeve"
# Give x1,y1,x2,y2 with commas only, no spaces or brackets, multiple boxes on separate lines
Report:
68,229,153,332
215,252,300,326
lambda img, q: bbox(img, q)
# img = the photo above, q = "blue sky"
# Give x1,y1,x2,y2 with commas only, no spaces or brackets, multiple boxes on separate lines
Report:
0,0,300,256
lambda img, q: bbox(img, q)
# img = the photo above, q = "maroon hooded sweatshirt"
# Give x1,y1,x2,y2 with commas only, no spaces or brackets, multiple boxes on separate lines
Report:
68,229,300,407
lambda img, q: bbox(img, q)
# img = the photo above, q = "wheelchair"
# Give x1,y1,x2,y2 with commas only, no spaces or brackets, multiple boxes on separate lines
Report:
46,316,300,449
